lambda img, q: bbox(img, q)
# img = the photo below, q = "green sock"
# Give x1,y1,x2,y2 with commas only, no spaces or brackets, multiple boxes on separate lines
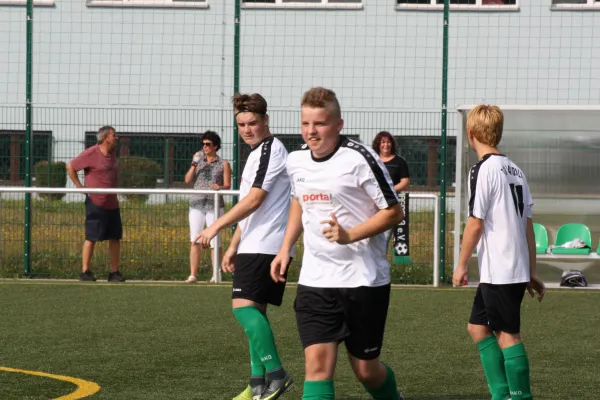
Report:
477,336,510,400
233,306,283,373
248,338,266,378
363,364,400,400
302,380,335,400
503,343,533,400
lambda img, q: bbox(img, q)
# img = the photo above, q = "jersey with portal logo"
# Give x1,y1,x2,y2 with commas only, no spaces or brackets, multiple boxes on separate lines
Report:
237,136,294,256
468,153,534,284
286,136,399,288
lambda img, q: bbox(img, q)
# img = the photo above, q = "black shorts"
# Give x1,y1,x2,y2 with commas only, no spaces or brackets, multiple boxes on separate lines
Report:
232,253,289,307
469,283,527,334
294,283,391,360
85,196,123,242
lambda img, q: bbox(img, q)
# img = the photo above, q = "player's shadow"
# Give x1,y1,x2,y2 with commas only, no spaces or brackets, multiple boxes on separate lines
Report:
336,396,487,400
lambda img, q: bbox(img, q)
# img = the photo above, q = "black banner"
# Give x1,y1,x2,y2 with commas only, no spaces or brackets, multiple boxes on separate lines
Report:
393,193,409,257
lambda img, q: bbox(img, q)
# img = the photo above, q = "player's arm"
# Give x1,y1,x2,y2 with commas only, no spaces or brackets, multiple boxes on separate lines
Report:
526,218,536,277
279,197,304,254
228,223,243,253
457,217,485,267
453,166,490,286
220,160,232,190
184,152,201,184
271,197,303,282
210,187,266,234
326,204,403,244
66,163,84,188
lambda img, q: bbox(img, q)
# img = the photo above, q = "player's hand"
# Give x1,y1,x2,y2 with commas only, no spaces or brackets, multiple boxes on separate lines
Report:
452,264,468,287
221,248,236,273
320,213,351,244
527,275,546,302
193,226,218,249
210,183,220,190
270,251,290,283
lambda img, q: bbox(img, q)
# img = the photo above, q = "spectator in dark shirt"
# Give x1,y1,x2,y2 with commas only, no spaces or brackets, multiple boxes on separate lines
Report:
372,131,410,193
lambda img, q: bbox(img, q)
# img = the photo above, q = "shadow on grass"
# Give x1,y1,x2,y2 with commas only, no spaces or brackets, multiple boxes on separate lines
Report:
336,396,488,400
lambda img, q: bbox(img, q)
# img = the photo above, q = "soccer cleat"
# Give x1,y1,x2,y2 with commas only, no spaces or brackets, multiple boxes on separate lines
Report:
258,373,294,400
233,385,265,400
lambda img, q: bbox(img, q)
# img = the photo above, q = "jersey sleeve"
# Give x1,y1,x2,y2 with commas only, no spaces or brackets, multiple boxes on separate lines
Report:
525,183,534,219
358,154,399,210
468,163,492,220
252,141,286,193
69,146,94,172
286,157,297,198
397,156,410,179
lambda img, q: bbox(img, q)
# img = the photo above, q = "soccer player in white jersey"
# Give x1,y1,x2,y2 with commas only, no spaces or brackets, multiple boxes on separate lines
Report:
270,87,405,400
452,105,546,400
194,93,294,400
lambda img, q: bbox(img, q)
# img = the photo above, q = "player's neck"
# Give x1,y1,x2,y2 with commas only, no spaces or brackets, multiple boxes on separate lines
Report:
205,153,217,162
475,144,501,160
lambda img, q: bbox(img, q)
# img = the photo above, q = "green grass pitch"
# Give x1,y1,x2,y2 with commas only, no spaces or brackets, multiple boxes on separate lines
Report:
0,282,598,399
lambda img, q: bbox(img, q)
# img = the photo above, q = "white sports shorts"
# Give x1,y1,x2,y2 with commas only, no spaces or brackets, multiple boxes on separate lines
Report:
189,208,224,248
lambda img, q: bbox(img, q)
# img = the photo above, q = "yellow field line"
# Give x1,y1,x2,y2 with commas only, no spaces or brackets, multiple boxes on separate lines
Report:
0,366,100,399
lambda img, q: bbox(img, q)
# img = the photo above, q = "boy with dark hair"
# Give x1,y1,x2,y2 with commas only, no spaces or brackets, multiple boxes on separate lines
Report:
194,93,294,400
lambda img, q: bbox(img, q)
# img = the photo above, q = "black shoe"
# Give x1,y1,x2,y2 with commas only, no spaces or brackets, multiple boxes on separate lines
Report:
79,270,96,282
108,271,126,282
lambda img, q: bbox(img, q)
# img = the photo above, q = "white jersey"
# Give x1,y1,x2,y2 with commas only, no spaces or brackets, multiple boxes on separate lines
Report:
469,153,534,284
238,136,293,256
286,136,399,288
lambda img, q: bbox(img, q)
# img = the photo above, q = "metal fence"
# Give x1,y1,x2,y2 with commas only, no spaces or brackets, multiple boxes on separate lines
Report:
0,187,442,286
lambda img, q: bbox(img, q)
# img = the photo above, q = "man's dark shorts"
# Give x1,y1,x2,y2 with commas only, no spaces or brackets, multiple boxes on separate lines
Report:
85,196,123,242
232,253,289,307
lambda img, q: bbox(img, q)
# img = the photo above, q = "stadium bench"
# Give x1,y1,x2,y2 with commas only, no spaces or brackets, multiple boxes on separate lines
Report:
533,222,549,254
551,223,592,255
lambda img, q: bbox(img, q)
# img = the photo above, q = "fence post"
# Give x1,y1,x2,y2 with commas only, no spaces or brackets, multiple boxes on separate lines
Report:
438,0,450,284
232,0,241,195
23,0,34,276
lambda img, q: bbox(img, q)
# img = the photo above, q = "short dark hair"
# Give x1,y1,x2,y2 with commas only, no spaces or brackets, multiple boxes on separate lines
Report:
201,130,221,151
232,92,268,116
372,131,397,155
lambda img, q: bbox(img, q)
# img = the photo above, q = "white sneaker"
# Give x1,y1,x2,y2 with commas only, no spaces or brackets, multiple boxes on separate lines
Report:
184,275,197,283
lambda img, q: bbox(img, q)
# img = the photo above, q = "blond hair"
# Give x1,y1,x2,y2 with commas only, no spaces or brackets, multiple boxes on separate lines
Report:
301,87,341,118
466,105,504,147
232,92,268,116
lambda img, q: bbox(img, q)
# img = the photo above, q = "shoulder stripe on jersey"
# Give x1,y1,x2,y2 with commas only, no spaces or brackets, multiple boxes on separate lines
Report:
252,136,274,189
468,154,494,217
340,137,398,207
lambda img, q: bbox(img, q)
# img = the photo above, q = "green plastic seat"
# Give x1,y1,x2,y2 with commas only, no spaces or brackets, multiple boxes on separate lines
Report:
551,223,592,255
533,223,549,254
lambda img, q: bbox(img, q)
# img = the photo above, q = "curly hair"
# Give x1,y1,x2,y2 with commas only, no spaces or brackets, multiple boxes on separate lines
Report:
201,130,221,151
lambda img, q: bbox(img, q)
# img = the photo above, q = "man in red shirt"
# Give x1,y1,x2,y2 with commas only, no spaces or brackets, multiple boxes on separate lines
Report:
67,126,125,282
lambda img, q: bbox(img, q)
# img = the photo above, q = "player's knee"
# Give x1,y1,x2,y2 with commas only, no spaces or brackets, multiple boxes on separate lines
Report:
467,323,490,342
304,345,336,380
352,359,383,386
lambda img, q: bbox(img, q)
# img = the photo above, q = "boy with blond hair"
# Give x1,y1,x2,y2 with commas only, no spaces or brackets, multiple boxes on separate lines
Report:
271,87,405,399
453,105,545,400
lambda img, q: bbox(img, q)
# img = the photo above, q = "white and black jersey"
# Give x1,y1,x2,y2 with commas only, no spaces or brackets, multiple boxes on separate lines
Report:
468,153,534,284
238,136,293,256
286,136,399,288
